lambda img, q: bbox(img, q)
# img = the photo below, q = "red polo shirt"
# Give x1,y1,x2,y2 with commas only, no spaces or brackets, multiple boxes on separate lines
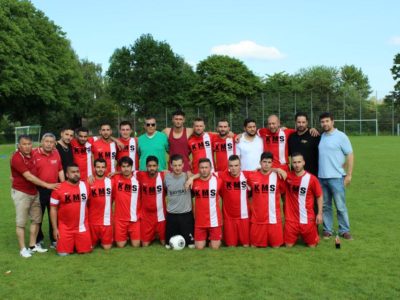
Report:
33,148,63,183
10,150,37,195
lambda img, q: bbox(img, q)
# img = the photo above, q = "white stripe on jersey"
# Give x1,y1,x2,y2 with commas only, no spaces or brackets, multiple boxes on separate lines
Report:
130,176,139,222
85,142,93,177
268,172,278,224
103,178,112,226
203,133,215,171
50,198,59,205
209,176,218,227
239,172,248,219
298,173,311,224
156,173,165,222
225,137,234,161
110,142,117,173
78,181,88,232
278,129,286,164
129,138,136,168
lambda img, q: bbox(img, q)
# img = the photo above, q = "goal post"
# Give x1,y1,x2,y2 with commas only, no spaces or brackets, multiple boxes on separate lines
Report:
333,119,378,136
14,125,42,148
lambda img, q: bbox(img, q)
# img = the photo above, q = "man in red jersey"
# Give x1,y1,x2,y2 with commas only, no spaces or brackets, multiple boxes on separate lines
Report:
113,156,141,248
163,110,192,172
70,127,95,181
92,123,117,175
33,133,64,248
50,164,92,256
136,156,167,246
11,135,59,258
116,121,139,170
88,159,113,250
284,153,323,248
192,158,223,249
188,117,215,174
213,119,236,172
246,152,286,248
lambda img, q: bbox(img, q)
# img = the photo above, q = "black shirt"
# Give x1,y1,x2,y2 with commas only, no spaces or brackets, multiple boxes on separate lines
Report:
56,143,74,173
288,130,320,176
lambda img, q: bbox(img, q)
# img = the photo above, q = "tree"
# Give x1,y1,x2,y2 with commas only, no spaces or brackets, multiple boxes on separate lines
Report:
107,34,196,116
385,53,400,110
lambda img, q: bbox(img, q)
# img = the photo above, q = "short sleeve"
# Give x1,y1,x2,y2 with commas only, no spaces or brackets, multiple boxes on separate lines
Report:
312,176,322,198
341,134,353,155
11,154,29,175
50,189,60,206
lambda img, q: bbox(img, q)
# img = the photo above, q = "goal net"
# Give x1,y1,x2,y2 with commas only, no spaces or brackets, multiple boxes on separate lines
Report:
15,125,42,148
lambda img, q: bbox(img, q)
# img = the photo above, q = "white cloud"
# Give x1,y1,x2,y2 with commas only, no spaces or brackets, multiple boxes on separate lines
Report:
389,36,400,45
211,40,285,60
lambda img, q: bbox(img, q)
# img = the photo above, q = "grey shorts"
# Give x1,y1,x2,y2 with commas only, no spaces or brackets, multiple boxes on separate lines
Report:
11,189,42,227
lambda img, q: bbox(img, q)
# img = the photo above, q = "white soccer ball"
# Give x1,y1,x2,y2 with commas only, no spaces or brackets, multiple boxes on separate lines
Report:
169,235,186,250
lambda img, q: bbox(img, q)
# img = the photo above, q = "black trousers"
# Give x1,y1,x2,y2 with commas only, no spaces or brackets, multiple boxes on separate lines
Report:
36,187,55,244
165,211,194,246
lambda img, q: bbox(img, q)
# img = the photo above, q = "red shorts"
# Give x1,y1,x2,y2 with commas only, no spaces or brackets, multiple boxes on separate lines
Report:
141,218,166,242
114,219,141,242
223,218,250,246
194,226,222,241
57,228,92,254
90,224,113,246
284,221,319,246
250,222,283,247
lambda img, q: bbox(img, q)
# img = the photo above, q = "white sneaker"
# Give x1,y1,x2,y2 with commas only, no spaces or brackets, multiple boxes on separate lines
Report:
30,243,48,253
20,248,32,258
165,244,171,249
188,244,195,249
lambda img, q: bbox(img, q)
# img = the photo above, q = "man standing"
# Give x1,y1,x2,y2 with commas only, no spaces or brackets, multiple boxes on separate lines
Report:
113,157,141,248
288,113,320,176
192,158,223,250
284,153,323,248
56,127,74,174
116,121,139,170
212,119,236,172
188,117,215,174
70,127,95,181
92,123,117,175
50,164,92,256
138,116,169,171
11,135,59,257
318,112,354,240
163,111,192,172
88,159,113,250
236,118,264,171
136,156,167,246
33,133,64,248
164,154,195,248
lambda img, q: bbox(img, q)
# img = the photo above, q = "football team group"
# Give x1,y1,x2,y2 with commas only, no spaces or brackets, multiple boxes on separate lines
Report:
10,110,354,257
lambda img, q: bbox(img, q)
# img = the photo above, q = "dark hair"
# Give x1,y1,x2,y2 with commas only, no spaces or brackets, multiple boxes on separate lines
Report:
260,152,273,161
291,152,304,160
170,154,183,163
172,110,185,117
146,155,159,165
217,119,230,126
61,126,74,133
94,158,107,167
144,116,156,121
18,134,32,143
295,112,308,121
75,127,89,134
198,158,211,166
119,121,132,129
99,122,112,129
228,154,240,161
319,112,334,121
193,117,204,123
66,163,80,171
118,156,133,167
243,118,256,127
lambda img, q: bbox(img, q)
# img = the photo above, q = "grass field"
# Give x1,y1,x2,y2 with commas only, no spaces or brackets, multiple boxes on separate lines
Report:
1,137,400,299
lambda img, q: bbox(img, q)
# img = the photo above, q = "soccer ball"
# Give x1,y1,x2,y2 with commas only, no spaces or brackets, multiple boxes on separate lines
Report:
169,235,186,250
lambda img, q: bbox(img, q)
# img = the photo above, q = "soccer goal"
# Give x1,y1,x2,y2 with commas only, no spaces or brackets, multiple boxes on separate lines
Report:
334,119,378,136
14,125,42,148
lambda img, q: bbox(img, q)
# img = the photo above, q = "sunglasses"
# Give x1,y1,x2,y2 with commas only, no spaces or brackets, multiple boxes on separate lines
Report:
146,123,156,127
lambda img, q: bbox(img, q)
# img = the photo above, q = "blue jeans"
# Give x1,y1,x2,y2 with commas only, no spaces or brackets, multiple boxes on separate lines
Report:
319,178,350,235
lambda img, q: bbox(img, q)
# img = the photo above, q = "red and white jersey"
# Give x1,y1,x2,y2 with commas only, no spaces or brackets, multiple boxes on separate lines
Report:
116,137,139,170
212,135,236,172
285,171,322,224
258,128,296,167
136,171,166,222
112,174,141,222
88,177,112,226
217,170,249,220
188,132,215,174
71,137,96,179
50,181,89,232
246,171,285,224
192,175,222,228
92,139,117,174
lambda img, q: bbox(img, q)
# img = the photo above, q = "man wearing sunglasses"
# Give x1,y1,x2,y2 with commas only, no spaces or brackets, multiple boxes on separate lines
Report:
138,116,169,171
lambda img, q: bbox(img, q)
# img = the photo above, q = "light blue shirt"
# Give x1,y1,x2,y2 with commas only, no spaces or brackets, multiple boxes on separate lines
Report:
318,129,353,178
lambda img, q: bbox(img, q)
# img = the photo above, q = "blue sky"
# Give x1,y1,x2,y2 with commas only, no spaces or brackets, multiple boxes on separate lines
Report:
31,0,400,97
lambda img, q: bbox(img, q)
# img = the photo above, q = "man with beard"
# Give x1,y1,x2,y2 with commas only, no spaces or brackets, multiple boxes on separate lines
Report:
116,121,139,171
50,164,92,255
92,123,117,175
56,127,74,174
70,127,95,181
212,119,236,172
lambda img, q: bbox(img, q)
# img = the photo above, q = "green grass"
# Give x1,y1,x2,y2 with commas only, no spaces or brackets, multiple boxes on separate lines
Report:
1,137,400,299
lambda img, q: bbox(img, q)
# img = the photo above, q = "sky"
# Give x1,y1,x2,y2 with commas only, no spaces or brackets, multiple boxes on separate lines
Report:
30,0,400,98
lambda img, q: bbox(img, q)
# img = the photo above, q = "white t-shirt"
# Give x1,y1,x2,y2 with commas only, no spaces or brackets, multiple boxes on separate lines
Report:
236,133,264,171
